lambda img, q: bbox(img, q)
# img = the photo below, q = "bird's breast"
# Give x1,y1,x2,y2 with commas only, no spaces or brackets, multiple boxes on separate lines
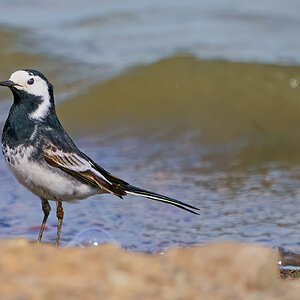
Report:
2,144,100,201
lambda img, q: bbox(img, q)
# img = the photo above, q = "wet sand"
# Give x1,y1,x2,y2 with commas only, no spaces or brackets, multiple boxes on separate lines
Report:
0,240,299,300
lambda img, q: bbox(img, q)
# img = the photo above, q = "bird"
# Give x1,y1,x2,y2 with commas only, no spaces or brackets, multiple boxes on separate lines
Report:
0,69,199,246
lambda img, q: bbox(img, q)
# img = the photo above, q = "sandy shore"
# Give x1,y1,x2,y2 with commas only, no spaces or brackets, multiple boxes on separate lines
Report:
0,240,299,300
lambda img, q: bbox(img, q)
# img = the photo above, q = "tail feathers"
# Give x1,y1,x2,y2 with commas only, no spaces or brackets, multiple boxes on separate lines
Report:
122,184,200,215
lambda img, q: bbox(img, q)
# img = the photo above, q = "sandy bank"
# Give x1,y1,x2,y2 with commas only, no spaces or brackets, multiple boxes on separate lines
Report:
0,240,299,300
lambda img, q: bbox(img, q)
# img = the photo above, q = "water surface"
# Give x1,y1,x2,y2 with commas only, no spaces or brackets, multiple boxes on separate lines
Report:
0,1,299,256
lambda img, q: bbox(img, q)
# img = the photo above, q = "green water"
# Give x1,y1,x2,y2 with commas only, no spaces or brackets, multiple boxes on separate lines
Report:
58,57,300,164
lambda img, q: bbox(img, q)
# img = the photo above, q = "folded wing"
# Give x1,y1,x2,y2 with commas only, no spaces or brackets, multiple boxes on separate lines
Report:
43,145,200,214
43,146,126,197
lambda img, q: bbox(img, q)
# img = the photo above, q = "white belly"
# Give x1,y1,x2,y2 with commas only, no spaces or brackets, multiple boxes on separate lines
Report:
3,145,101,201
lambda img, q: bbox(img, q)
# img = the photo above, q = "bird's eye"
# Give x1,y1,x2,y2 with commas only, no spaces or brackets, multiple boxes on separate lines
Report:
27,78,34,85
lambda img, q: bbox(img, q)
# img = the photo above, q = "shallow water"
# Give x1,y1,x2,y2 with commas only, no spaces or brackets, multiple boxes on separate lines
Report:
0,2,299,256
0,134,299,254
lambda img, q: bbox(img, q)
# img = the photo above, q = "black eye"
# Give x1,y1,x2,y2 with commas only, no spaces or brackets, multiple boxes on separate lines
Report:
27,78,34,85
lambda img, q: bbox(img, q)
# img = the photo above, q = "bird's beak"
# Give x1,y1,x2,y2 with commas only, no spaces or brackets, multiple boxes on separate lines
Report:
0,80,16,87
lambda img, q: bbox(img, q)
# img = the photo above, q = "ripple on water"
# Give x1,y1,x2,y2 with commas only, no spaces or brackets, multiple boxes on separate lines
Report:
67,228,119,248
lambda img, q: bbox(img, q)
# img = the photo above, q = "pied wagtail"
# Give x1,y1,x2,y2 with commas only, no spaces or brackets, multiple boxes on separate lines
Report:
0,69,199,246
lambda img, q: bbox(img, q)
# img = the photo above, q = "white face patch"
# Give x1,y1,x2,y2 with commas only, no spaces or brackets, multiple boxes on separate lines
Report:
9,70,51,120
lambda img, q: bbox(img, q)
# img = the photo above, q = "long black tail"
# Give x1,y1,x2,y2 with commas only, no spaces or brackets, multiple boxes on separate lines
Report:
121,184,200,215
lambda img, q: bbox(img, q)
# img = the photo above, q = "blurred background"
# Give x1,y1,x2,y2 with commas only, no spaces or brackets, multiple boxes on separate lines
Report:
0,0,299,255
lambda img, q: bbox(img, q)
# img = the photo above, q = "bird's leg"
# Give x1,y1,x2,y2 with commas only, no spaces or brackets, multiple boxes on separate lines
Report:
56,200,64,247
37,198,51,243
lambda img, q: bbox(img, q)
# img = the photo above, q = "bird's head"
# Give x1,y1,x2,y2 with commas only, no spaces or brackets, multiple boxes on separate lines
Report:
0,69,54,120
0,69,53,98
